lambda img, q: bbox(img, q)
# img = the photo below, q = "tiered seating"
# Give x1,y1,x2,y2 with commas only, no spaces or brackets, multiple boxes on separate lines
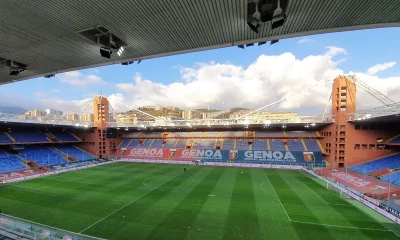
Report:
222,140,234,150
175,139,187,148
0,152,26,172
349,154,400,174
9,131,49,143
255,131,284,137
269,139,285,151
193,139,215,149
142,132,162,138
51,132,78,142
205,132,219,137
151,139,163,148
119,139,131,148
390,136,400,143
287,140,304,151
252,140,266,150
54,145,95,161
236,139,249,150
139,139,152,148
124,132,142,138
286,131,316,137
220,131,245,137
169,132,191,137
304,140,321,151
20,146,66,166
382,172,400,185
0,133,12,143
163,139,176,148
127,139,140,148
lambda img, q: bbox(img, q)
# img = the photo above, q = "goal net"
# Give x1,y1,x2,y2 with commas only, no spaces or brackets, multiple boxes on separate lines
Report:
327,183,351,199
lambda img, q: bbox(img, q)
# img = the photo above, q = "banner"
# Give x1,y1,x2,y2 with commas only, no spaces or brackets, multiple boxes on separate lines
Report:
117,148,325,165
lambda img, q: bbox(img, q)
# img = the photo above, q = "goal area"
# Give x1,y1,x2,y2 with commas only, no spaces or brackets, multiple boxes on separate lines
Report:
327,182,351,199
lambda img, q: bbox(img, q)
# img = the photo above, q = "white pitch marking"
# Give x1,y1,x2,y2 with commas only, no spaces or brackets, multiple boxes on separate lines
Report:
291,220,393,232
264,173,291,221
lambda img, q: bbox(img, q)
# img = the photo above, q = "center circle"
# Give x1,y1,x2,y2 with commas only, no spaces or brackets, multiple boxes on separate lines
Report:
143,175,195,189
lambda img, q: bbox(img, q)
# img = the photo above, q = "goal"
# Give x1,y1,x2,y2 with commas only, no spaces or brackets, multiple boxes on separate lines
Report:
327,183,351,199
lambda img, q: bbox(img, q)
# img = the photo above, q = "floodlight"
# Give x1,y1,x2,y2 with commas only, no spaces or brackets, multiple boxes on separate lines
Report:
247,0,261,33
117,46,124,56
9,68,25,76
271,0,286,29
271,40,279,45
122,61,134,65
246,43,254,47
238,45,245,49
100,47,112,59
44,74,55,78
138,60,142,64
258,41,267,46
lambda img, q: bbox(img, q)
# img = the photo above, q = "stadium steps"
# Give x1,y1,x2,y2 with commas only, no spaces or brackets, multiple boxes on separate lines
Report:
387,134,400,143
49,147,75,162
119,139,133,148
69,133,81,141
148,139,155,148
249,143,252,150
301,139,308,151
4,132,15,142
233,139,237,150
73,146,95,158
213,139,217,149
283,131,287,137
284,141,289,151
267,140,270,150
45,132,58,142
316,140,325,153
316,131,321,137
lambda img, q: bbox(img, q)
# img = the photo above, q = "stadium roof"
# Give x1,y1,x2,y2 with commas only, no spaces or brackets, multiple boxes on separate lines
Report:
1,0,400,84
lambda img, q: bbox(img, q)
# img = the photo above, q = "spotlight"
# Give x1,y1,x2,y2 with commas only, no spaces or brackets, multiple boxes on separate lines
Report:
246,43,254,47
44,74,55,78
121,61,134,65
258,41,267,46
247,0,261,33
100,47,112,59
272,0,286,29
137,60,142,64
270,40,279,45
9,68,25,76
117,46,124,56
238,45,245,49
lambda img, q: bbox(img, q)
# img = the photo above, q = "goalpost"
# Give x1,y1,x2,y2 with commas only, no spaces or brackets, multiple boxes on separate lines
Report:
327,182,351,199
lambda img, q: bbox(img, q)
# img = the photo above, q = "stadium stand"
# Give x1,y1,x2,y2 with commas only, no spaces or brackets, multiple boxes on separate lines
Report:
119,139,131,148
390,135,400,143
53,145,95,161
205,132,219,137
191,132,204,137
255,131,284,137
381,171,400,185
127,139,140,148
304,140,321,151
286,131,317,137
0,151,26,172
163,139,176,148
287,140,304,151
50,131,79,142
269,139,286,151
0,132,12,143
220,131,245,137
175,139,187,148
9,131,49,143
19,146,66,166
349,153,400,174
142,132,162,138
236,139,249,150
123,132,142,138
169,132,191,137
151,139,164,148
193,139,215,149
252,140,267,150
139,139,152,148
222,139,234,150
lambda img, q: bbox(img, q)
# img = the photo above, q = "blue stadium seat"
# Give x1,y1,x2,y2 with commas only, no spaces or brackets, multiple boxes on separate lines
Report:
252,140,266,150
349,154,400,174
236,139,249,150
151,139,164,148
139,139,152,148
381,172,400,185
0,133,13,143
163,139,176,148
222,140,234,150
119,139,131,148
304,140,321,151
0,151,26,172
175,139,187,148
287,140,304,151
19,146,67,166
391,136,400,144
127,139,140,148
9,132,49,143
53,145,95,161
192,139,215,149
51,132,79,142
269,140,285,151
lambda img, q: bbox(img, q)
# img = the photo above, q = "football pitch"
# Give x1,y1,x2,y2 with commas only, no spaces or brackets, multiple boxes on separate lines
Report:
1,162,399,240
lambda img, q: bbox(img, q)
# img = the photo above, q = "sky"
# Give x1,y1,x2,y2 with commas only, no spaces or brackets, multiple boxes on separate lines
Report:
1,27,399,116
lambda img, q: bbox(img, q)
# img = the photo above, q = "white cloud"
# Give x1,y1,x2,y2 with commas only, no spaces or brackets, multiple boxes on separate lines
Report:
59,71,106,87
34,91,47,97
297,38,315,44
367,62,396,75
52,88,60,93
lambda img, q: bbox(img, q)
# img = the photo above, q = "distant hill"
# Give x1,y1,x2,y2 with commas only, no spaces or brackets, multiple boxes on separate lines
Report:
0,106,27,115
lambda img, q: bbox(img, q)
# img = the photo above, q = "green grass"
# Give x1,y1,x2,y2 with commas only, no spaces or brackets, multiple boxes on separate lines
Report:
1,162,399,240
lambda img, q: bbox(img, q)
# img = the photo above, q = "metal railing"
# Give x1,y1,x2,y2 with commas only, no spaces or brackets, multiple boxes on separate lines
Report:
0,214,103,240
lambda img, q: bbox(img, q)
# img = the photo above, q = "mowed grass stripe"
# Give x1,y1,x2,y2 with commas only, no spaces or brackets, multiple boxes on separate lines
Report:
267,170,336,240
185,167,237,240
141,167,224,240
223,168,261,240
251,169,299,240
82,166,202,239
0,163,179,232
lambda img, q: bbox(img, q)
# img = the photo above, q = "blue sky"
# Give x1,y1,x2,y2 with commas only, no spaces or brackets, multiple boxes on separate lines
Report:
1,27,399,113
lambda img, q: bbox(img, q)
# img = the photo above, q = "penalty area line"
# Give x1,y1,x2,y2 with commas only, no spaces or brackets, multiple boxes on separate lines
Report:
79,167,194,234
291,220,393,232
